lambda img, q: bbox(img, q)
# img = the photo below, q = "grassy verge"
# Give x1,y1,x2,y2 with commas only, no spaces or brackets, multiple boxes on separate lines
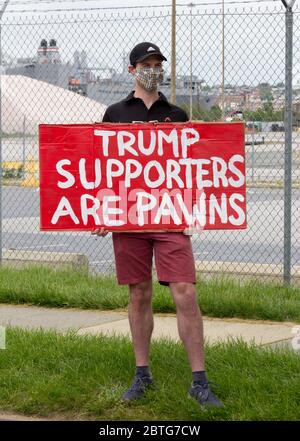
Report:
0,266,300,322
0,327,299,421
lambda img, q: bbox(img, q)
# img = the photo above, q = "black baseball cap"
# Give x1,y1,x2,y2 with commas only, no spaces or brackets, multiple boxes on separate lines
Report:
129,42,167,65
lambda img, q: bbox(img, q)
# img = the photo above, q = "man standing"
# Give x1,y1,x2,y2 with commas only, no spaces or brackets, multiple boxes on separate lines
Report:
93,42,223,408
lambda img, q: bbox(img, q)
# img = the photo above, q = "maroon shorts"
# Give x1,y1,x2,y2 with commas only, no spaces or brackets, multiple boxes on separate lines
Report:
112,231,196,286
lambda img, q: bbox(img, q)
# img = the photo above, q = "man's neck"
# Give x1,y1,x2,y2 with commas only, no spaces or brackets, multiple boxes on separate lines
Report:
133,84,159,109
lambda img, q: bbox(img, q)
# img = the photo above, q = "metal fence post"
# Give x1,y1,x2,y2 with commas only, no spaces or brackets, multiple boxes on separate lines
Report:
171,0,176,104
22,116,26,179
0,0,10,266
221,0,225,121
282,0,295,285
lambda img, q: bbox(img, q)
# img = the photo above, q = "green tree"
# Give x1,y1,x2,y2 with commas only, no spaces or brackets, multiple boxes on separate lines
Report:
244,103,284,122
181,104,222,122
257,82,273,102
209,105,222,121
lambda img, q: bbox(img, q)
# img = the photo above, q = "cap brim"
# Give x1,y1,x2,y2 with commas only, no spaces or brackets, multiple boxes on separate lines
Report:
136,52,167,62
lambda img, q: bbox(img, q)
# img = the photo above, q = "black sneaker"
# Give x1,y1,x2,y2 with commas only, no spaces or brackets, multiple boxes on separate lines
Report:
188,381,224,408
121,375,155,401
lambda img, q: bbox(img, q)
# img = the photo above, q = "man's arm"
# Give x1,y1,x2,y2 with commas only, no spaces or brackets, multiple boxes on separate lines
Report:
91,107,111,237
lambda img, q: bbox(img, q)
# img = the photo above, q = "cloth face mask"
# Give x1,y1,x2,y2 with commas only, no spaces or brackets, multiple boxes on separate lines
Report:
134,66,164,91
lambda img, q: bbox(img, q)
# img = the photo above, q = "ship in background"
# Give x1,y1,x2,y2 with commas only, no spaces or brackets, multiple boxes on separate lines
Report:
5,38,218,109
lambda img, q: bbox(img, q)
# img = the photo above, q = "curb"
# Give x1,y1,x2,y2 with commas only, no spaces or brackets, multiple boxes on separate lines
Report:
3,249,89,271
195,260,300,286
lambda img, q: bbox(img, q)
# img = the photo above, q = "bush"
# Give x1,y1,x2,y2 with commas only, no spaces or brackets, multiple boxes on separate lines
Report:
2,165,24,179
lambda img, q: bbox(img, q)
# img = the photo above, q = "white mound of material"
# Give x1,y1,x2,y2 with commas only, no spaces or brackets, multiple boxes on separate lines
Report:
1,75,107,134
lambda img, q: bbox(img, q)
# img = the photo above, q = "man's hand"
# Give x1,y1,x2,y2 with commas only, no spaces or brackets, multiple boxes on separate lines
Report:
91,228,109,237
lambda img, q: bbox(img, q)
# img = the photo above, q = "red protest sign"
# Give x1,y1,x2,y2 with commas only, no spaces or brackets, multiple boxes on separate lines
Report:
39,121,247,231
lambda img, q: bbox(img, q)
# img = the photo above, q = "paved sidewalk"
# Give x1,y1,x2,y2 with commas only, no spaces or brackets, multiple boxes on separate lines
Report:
0,412,51,421
0,411,91,421
0,303,127,331
0,303,298,350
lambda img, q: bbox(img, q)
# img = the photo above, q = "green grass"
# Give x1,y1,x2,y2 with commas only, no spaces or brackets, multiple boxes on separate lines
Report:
0,266,300,322
0,327,299,420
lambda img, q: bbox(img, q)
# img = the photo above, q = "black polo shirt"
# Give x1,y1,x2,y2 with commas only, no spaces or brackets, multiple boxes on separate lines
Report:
102,90,189,123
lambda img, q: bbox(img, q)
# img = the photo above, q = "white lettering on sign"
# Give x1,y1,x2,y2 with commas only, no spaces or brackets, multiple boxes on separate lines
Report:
94,127,200,158
48,125,245,230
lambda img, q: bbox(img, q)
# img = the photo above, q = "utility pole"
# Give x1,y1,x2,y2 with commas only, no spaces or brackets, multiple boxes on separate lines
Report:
221,0,225,120
171,0,176,104
188,3,195,120
0,0,10,266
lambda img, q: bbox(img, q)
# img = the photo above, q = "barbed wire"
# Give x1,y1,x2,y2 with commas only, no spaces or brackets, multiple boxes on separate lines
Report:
6,0,283,4
4,0,284,13
2,1,286,15
7,0,113,4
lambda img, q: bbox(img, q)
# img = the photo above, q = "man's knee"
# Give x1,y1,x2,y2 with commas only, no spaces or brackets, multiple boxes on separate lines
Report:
170,282,197,306
170,282,195,296
129,279,152,306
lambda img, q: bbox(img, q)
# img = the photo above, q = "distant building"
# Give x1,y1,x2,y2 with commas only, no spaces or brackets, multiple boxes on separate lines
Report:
7,38,75,89
37,39,61,64
293,100,300,127
217,93,245,112
245,89,262,111
5,39,218,109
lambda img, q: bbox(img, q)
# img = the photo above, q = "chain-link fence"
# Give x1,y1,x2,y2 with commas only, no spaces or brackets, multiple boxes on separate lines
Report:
0,0,299,285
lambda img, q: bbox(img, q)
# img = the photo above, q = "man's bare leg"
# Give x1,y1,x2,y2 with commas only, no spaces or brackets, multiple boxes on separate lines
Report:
169,282,205,371
169,282,223,407
128,279,154,366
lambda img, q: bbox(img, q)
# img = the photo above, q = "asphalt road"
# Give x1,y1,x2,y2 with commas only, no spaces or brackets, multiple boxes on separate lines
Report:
1,186,299,273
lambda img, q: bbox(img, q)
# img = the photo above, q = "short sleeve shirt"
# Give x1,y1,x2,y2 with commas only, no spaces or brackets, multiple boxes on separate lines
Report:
102,90,189,123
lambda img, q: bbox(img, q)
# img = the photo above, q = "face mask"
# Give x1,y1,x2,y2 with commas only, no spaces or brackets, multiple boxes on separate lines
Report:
134,66,164,91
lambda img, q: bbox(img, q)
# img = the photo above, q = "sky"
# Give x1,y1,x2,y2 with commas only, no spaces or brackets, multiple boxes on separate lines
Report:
0,0,298,87
1,0,289,14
